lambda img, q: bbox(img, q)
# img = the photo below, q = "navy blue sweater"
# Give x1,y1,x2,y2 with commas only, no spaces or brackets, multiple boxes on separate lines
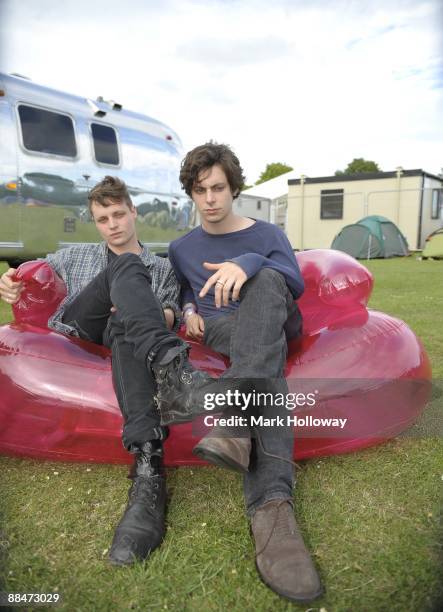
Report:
168,220,304,319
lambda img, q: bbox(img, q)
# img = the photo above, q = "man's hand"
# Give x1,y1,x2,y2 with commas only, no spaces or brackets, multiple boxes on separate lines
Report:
0,268,23,305
163,308,175,330
199,261,247,308
185,312,205,340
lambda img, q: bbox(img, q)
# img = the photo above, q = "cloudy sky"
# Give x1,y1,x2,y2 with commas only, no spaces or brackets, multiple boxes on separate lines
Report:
1,0,442,184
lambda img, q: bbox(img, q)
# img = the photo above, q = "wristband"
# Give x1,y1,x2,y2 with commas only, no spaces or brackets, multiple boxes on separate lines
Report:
183,306,197,321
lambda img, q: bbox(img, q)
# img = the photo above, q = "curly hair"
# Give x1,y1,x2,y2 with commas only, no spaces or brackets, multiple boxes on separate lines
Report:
180,142,245,200
87,176,133,212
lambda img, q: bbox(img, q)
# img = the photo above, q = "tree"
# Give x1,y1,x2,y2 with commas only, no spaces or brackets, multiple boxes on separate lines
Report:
335,158,381,176
255,163,293,185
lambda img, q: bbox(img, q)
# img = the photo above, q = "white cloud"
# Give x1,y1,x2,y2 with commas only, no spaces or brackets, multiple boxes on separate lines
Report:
177,36,292,66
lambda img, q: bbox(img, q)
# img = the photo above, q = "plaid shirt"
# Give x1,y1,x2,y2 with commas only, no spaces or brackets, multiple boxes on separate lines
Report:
46,242,181,336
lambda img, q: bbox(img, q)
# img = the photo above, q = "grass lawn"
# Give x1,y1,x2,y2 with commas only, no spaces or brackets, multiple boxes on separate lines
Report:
0,257,442,611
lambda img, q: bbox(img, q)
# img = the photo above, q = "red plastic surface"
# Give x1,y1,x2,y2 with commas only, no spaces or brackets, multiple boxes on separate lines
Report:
0,250,432,465
12,260,67,328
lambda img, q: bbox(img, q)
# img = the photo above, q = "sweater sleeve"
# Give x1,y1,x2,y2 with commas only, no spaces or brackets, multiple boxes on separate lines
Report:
229,229,304,299
168,243,196,308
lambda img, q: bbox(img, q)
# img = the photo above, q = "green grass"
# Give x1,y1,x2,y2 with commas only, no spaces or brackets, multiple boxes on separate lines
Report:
0,257,442,611
364,258,443,377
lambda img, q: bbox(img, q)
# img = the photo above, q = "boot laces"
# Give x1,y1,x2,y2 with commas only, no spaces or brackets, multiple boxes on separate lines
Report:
128,444,163,508
255,500,295,556
129,473,162,508
273,502,296,538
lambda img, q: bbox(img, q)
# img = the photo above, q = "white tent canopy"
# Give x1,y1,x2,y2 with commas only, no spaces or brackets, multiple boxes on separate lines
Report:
242,170,298,199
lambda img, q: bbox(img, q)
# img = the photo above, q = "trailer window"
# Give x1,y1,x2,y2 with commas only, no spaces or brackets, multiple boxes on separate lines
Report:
91,123,119,165
320,189,344,219
18,105,77,157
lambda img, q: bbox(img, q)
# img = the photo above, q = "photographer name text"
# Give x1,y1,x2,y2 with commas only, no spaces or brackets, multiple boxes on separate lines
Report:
203,414,348,429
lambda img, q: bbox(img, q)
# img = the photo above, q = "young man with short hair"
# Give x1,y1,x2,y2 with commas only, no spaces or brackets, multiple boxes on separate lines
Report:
169,143,322,603
0,176,215,566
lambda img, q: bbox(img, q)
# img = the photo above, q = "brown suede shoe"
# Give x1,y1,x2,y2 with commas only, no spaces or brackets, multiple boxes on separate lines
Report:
192,424,251,473
251,499,323,603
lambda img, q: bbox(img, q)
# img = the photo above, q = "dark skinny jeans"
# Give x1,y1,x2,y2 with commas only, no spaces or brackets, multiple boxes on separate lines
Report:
203,268,303,515
62,253,179,448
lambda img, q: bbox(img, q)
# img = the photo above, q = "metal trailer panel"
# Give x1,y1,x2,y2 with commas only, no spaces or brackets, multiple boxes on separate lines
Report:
0,73,192,263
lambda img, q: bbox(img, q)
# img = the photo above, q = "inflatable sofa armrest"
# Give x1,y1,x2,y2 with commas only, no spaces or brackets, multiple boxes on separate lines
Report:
295,249,374,335
12,261,67,328
297,249,373,308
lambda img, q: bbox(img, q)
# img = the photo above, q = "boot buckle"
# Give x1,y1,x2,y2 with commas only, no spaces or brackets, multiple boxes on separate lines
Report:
180,371,193,384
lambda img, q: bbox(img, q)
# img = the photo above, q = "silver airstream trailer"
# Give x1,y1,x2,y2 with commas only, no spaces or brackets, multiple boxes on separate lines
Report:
0,73,193,265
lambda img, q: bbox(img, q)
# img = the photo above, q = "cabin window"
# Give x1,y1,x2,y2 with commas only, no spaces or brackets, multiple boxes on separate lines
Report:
320,189,343,219
431,189,442,219
18,105,77,157
91,123,119,165
257,201,262,210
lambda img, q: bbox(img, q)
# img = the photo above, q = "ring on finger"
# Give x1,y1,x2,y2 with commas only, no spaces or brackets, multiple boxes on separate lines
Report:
216,280,225,287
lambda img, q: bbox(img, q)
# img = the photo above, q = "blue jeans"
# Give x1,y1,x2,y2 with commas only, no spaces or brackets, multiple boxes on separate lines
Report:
203,268,302,515
62,253,179,448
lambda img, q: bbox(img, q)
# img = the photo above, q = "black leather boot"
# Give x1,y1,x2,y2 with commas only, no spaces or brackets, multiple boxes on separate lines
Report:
109,440,166,566
151,344,214,425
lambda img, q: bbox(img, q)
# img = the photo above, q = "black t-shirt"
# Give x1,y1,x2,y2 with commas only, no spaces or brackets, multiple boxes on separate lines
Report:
107,248,118,264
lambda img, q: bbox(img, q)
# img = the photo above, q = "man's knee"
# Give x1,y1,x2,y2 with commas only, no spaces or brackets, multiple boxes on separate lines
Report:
241,268,286,296
109,252,142,271
256,268,285,284
108,252,151,282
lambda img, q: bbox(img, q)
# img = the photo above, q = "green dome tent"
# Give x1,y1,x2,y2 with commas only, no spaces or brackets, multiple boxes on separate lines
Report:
331,215,409,259
422,228,443,259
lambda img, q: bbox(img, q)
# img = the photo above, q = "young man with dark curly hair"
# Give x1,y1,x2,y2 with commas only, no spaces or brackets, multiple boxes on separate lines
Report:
168,143,323,603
